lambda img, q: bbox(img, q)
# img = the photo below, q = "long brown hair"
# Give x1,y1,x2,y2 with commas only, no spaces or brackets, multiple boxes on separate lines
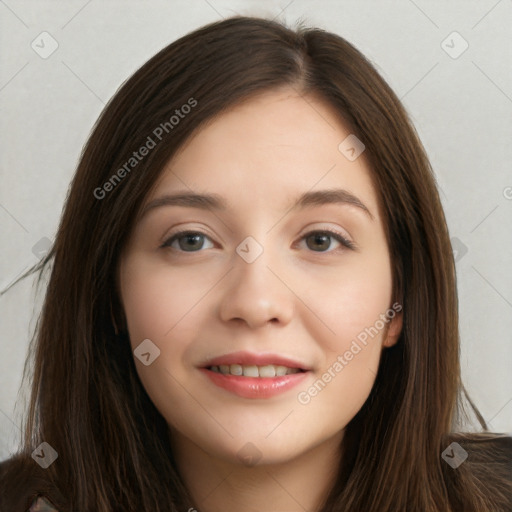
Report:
1,15,510,512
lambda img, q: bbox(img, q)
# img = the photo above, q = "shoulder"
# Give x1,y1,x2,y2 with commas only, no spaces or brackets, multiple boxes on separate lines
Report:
0,453,63,512
443,432,512,510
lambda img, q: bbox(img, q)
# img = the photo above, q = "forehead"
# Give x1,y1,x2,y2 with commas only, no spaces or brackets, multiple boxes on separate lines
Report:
145,88,380,220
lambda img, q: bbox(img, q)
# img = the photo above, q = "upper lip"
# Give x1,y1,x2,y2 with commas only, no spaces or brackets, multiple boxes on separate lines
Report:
201,351,311,371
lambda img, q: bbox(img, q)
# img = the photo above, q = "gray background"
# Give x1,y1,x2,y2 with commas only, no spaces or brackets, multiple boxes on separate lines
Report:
1,0,511,461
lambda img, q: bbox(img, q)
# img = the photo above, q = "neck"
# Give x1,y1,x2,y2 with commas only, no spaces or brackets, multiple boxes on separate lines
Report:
170,430,343,512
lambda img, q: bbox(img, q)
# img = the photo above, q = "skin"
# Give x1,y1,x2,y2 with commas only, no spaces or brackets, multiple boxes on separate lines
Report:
119,87,402,512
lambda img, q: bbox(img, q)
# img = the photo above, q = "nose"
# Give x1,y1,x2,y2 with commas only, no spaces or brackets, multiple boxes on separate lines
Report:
217,243,294,329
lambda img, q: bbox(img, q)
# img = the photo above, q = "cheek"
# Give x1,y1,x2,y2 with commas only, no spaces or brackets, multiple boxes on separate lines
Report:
120,255,212,345
119,256,210,426
293,249,393,423
302,249,393,355
119,258,199,407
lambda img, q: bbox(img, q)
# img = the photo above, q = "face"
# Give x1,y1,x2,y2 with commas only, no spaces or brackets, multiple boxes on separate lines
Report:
119,87,402,466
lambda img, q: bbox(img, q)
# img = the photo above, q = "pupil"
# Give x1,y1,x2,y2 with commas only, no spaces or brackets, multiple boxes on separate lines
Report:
308,233,330,251
180,234,203,251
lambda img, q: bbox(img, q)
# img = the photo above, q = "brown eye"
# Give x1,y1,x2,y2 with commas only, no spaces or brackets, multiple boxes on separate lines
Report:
302,230,355,252
162,231,214,252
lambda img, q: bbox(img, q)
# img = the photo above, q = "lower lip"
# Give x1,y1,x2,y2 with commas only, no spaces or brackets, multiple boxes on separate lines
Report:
200,368,309,399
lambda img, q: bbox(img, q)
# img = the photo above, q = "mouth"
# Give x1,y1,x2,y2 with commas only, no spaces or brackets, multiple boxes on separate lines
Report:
201,350,311,371
207,364,307,377
199,351,311,399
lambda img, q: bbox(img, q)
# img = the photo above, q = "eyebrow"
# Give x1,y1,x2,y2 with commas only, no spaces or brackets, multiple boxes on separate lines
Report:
140,188,374,221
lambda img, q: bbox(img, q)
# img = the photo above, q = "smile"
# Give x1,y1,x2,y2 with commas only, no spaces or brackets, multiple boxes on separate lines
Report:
209,363,303,377
199,350,312,398
200,365,310,398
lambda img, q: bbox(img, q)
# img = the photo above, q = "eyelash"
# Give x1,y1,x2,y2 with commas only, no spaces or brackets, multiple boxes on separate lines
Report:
160,228,356,253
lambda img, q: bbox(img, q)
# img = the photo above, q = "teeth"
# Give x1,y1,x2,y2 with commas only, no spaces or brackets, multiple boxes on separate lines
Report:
275,365,288,376
209,364,302,377
259,365,276,377
230,364,243,376
242,365,259,377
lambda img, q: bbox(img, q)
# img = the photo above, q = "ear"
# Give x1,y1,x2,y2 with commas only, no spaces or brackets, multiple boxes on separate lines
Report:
383,311,403,347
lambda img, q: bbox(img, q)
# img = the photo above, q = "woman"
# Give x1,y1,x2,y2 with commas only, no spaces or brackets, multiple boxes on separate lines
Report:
1,15,511,512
